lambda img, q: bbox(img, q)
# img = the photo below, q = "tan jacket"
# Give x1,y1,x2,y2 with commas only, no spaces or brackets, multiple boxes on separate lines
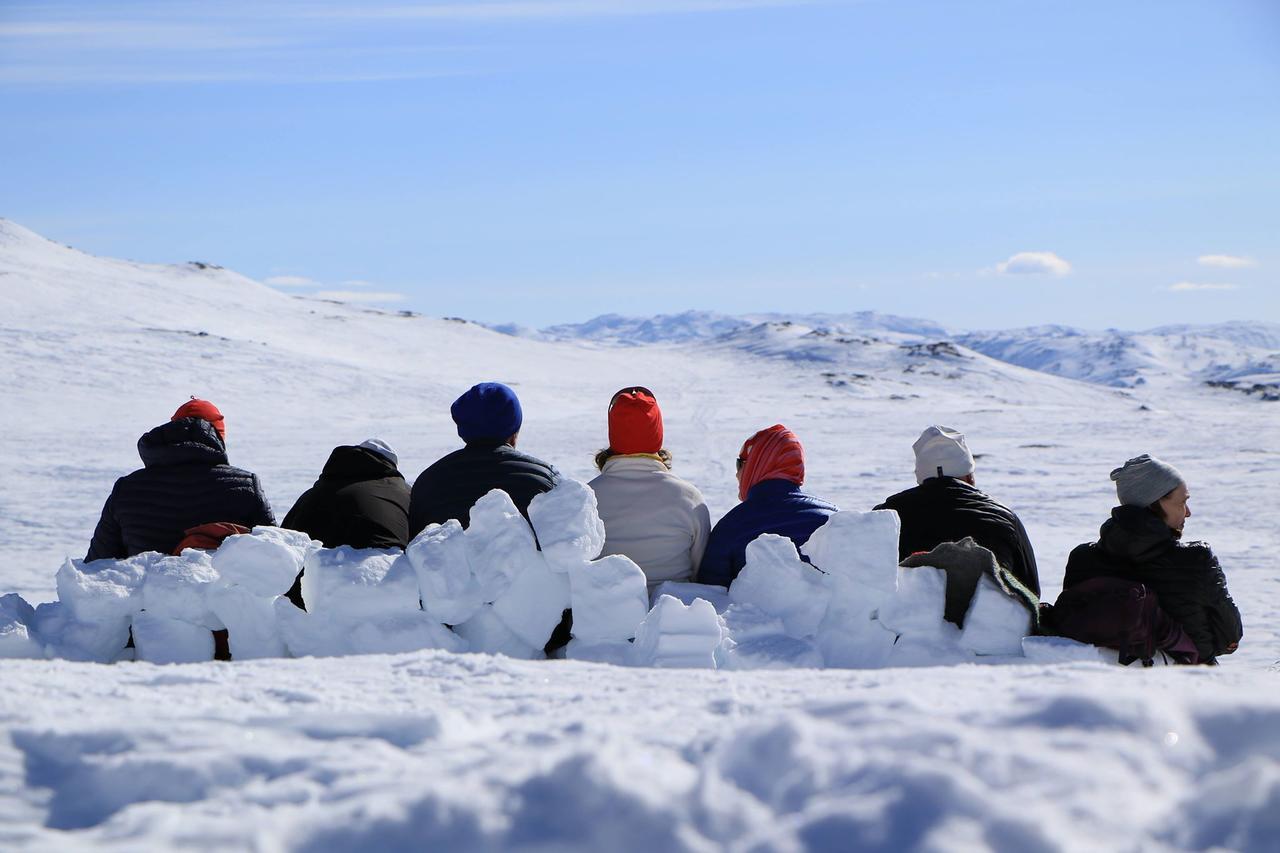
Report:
588,455,711,591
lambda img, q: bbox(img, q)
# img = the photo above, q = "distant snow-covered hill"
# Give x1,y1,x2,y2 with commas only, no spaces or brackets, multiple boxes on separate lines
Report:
494,310,1280,400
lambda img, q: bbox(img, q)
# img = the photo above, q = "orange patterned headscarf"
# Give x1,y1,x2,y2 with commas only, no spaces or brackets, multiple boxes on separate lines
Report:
737,424,805,501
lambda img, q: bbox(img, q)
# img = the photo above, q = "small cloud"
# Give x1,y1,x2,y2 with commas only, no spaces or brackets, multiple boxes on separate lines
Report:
994,251,1072,276
341,279,375,288
1168,282,1239,292
265,274,315,287
313,290,406,304
1197,254,1257,269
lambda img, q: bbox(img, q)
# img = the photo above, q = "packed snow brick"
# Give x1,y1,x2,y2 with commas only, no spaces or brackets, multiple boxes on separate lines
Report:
959,575,1035,656
132,611,215,664
815,597,896,669
491,554,570,649
56,555,150,625
527,479,606,572
0,593,42,659
212,527,316,598
630,595,722,668
345,612,466,656
564,638,634,666
876,564,952,641
649,581,731,613
207,584,287,660
728,534,831,638
568,554,650,643
467,490,540,601
801,509,900,608
140,552,222,629
455,604,542,659
720,633,823,670
299,548,419,617
406,520,485,625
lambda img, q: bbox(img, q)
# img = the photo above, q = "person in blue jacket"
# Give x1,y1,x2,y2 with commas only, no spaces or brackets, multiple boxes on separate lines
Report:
697,424,838,588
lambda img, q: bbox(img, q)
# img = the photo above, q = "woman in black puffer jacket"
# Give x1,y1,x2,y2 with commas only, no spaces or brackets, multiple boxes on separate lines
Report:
1062,454,1242,664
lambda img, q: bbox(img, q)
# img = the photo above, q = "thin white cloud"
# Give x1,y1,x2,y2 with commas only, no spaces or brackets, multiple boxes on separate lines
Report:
994,251,1072,277
308,0,815,22
1197,254,1257,269
1168,282,1239,292
341,279,375,288
264,274,316,287
313,289,407,303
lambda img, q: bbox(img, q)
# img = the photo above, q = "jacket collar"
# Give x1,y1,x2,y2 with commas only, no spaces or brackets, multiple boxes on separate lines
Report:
745,478,803,501
137,418,228,468
600,454,668,474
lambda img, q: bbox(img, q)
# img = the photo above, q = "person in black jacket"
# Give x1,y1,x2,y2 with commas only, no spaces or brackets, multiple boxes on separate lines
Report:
86,399,275,561
408,382,557,537
874,425,1039,596
1062,454,1242,664
283,439,410,549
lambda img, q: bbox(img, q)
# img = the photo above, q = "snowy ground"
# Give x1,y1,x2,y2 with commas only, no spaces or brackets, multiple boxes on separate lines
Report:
1,220,1278,850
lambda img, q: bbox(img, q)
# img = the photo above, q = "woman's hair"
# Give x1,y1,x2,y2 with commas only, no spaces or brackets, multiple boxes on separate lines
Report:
595,447,672,470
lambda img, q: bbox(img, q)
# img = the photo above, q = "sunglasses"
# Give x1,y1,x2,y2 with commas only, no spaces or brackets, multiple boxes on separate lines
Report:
608,386,655,410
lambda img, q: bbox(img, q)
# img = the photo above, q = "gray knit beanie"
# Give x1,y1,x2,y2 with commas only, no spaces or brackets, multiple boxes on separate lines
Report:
1110,454,1185,507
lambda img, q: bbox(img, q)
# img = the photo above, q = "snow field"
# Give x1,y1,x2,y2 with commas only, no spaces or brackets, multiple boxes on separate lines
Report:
2,484,1051,673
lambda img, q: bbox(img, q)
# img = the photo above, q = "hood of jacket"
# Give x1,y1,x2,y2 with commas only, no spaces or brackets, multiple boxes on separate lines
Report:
1098,504,1177,564
137,418,229,468
319,445,403,483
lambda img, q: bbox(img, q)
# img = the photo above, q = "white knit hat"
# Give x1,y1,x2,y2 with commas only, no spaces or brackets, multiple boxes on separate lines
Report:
1110,454,1184,507
357,438,398,467
913,425,976,484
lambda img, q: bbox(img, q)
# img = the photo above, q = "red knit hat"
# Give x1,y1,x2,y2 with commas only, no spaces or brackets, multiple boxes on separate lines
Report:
608,387,663,455
172,398,226,441
737,424,805,501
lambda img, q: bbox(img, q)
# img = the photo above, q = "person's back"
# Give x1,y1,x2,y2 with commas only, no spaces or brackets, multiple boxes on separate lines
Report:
874,425,1039,596
587,386,710,591
1062,455,1241,663
86,400,274,561
408,382,557,536
284,439,410,550
698,424,837,588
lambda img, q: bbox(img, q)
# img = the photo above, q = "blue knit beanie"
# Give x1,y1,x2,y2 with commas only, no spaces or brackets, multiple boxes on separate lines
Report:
451,382,523,443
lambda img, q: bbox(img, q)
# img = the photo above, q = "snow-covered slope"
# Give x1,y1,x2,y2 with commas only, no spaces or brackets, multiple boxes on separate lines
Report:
2,219,1278,851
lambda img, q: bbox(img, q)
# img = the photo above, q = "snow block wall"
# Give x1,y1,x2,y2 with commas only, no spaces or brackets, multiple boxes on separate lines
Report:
6,488,1052,669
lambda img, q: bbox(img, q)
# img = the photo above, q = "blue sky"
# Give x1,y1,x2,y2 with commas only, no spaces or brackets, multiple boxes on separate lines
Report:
2,0,1277,329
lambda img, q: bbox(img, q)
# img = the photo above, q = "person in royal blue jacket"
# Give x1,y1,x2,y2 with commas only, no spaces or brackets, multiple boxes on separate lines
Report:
697,424,837,588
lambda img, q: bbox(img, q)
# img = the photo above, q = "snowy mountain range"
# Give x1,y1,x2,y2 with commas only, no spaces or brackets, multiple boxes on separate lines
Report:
494,310,1280,400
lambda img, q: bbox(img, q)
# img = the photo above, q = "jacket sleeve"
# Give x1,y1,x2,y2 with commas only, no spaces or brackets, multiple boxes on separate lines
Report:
251,474,276,527
689,498,712,575
86,491,126,562
1010,514,1041,598
697,522,734,588
1202,553,1243,658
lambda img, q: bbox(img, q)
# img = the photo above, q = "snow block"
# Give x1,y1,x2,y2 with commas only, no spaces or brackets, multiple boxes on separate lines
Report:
491,553,570,649
528,478,606,572
720,633,824,670
299,548,419,617
564,638,634,666
876,565,952,641
630,595,722,668
815,597,897,669
1021,635,1113,664
650,581,731,614
0,594,42,659
56,555,150,624
801,509,900,608
207,585,287,660
728,534,831,638
140,552,222,628
274,599,345,658
467,490,540,601
405,520,484,625
212,527,316,598
454,605,541,659
569,554,650,643
346,612,467,656
132,612,214,664
959,575,1033,656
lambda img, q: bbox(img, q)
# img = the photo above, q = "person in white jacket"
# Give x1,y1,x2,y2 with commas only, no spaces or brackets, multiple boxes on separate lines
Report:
587,386,711,594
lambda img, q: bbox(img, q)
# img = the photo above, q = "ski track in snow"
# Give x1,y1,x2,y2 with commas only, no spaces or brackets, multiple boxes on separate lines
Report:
2,219,1279,850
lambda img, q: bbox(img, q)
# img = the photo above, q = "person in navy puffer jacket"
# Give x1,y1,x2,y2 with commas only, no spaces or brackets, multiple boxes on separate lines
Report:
85,398,275,561
697,424,837,588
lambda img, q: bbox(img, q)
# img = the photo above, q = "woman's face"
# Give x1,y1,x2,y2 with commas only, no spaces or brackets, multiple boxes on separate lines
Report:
1157,483,1191,532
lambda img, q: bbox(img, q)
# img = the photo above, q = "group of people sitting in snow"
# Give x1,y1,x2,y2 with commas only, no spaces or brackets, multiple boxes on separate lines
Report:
84,385,1243,665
